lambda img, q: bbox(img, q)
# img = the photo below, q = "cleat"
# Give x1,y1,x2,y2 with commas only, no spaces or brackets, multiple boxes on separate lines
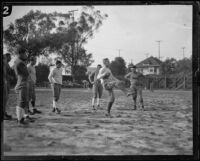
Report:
105,113,113,118
4,113,12,120
52,108,56,112
33,109,42,114
28,110,34,115
18,118,29,125
55,108,61,114
24,116,35,122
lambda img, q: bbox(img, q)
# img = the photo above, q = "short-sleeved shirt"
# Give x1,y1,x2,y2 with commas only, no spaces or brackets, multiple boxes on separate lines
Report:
126,72,144,87
27,64,36,84
14,58,29,90
48,67,63,85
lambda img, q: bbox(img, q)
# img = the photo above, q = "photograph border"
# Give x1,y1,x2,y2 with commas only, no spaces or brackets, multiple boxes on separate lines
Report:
1,1,199,161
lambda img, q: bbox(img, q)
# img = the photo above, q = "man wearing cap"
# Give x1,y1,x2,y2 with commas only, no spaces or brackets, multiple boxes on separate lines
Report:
27,56,42,114
48,60,63,114
125,64,145,110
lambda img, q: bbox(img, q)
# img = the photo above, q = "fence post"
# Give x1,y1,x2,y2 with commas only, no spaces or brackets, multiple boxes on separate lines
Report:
183,75,186,89
165,75,167,89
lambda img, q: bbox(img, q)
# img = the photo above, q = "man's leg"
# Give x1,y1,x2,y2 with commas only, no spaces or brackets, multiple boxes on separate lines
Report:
138,88,144,109
106,89,115,117
92,84,97,110
53,84,61,114
31,84,41,114
132,87,137,110
97,84,103,108
16,87,29,125
114,80,129,96
4,83,12,119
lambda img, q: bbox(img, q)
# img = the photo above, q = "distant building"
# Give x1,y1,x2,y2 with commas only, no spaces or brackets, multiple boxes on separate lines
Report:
136,56,162,75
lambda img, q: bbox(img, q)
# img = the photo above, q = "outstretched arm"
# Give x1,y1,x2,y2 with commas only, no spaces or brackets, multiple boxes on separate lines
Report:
124,73,131,80
88,72,94,84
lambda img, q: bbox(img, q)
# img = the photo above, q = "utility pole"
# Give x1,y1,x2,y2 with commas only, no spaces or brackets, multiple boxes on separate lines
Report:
182,47,185,59
156,40,162,60
118,49,121,57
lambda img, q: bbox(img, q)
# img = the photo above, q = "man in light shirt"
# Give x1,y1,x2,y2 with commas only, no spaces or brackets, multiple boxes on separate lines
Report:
48,60,63,114
97,58,128,117
27,56,42,114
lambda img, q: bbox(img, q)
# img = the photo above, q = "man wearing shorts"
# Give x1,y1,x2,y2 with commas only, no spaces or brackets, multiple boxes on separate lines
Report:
125,64,145,110
97,58,128,117
48,60,63,114
27,56,42,114
88,64,103,110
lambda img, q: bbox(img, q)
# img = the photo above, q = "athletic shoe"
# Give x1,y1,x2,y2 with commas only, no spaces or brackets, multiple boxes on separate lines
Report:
92,106,96,111
133,106,137,110
52,108,56,112
4,113,12,120
55,108,61,114
33,109,42,114
28,110,34,115
4,114,12,120
105,113,113,118
24,116,35,122
18,118,29,125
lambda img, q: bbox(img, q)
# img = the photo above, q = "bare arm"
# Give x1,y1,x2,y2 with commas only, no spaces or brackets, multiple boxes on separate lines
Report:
88,72,94,84
48,69,54,83
124,73,131,80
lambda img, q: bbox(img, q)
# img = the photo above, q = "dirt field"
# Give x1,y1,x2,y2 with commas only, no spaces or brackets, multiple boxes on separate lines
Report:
3,88,192,155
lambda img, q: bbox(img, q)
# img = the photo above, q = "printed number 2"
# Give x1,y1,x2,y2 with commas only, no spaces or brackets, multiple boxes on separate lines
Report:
3,6,9,15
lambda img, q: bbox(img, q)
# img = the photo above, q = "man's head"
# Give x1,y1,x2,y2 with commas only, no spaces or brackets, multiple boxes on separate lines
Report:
16,45,27,61
97,64,102,70
30,56,36,66
5,53,11,63
129,64,136,72
103,58,110,67
56,60,62,68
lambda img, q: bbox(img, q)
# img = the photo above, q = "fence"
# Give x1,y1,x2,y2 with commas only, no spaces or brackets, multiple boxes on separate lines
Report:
145,74,192,90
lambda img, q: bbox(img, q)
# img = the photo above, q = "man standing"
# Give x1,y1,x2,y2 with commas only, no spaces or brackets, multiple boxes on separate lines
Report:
48,60,63,114
125,64,145,110
27,56,42,114
14,45,34,125
88,64,103,110
3,53,13,120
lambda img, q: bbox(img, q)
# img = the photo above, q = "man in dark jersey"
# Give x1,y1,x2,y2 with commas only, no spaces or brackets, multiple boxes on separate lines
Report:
14,45,34,125
125,64,145,110
88,64,103,110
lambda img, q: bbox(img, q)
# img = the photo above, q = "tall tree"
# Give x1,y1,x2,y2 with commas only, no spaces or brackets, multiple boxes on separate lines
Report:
110,57,127,76
4,6,108,81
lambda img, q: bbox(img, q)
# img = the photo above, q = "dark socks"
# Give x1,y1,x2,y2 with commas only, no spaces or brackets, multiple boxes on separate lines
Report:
107,102,113,114
31,101,35,107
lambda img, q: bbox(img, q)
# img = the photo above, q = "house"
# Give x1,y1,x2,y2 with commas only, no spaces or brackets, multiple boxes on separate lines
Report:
136,56,162,75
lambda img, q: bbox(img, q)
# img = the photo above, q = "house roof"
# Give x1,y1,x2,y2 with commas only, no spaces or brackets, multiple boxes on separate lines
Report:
136,56,162,68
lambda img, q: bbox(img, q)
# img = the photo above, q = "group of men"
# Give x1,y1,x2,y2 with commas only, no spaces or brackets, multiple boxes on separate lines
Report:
3,46,41,125
88,58,145,117
3,45,145,125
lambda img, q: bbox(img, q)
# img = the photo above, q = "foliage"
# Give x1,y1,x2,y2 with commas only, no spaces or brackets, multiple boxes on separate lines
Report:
35,63,50,83
110,57,127,76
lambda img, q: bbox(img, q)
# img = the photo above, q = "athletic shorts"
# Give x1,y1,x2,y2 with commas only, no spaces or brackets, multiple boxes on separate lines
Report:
129,84,143,97
52,83,62,101
93,82,103,98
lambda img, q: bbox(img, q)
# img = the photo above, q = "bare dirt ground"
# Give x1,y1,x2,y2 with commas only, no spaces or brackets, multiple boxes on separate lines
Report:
3,88,192,155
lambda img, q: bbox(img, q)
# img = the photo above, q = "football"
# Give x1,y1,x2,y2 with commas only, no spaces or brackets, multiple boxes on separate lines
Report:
103,72,110,79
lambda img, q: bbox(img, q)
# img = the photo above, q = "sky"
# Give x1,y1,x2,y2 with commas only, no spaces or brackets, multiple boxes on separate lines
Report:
3,5,192,67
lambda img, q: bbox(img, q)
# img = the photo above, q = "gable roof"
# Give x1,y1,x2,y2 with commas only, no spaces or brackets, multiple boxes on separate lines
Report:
136,56,162,67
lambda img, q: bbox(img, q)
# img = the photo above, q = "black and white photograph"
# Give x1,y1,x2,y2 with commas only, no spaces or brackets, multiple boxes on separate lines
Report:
1,1,200,159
